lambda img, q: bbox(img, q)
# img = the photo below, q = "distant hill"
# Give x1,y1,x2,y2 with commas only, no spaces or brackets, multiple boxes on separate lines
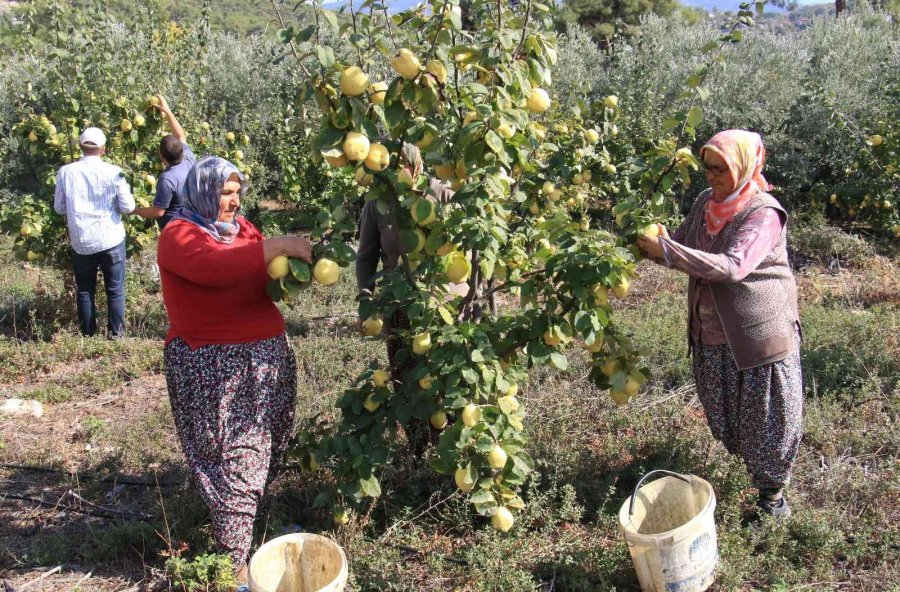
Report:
679,0,832,13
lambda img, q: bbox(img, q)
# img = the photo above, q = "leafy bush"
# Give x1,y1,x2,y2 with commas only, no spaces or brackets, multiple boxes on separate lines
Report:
553,6,899,234
790,220,875,267
165,553,236,592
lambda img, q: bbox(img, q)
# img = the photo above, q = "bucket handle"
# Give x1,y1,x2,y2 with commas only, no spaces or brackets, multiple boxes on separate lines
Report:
628,470,692,516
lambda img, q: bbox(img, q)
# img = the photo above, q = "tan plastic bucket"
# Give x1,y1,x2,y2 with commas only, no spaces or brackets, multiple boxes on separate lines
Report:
618,470,718,592
248,533,348,592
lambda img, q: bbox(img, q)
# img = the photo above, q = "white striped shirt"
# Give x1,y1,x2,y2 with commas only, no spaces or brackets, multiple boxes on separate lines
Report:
54,155,135,255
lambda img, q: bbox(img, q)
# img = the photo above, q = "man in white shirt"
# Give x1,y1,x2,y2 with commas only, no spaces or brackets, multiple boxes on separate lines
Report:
54,127,135,338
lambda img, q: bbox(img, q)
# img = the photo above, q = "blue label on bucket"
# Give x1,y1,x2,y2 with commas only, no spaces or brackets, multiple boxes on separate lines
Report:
664,552,718,592
689,533,713,564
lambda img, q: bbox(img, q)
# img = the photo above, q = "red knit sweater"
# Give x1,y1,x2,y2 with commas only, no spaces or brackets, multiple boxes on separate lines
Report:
157,218,285,348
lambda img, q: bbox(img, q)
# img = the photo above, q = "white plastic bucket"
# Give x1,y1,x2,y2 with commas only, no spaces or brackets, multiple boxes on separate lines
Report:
248,533,348,592
617,470,718,592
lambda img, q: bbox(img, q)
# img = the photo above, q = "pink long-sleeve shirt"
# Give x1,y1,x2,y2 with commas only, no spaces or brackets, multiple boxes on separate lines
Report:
660,208,785,345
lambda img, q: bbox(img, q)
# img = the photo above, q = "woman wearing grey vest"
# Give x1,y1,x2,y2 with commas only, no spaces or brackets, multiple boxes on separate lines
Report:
639,130,802,519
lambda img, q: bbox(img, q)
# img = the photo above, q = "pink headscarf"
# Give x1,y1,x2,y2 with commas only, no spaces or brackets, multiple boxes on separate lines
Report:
700,130,773,236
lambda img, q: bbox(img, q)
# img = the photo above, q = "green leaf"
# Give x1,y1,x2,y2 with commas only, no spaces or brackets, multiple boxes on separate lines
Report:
278,27,294,44
687,106,703,128
296,25,316,43
484,130,504,155
266,280,283,302
550,352,568,370
322,9,339,32
316,45,335,68
686,75,702,88
498,396,518,415
289,260,311,283
359,474,382,497
438,306,455,325
731,30,744,43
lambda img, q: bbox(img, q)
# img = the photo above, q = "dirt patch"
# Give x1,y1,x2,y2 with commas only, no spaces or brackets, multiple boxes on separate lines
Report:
0,373,170,470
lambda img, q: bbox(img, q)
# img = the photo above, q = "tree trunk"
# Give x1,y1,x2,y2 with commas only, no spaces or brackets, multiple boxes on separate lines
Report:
835,0,846,16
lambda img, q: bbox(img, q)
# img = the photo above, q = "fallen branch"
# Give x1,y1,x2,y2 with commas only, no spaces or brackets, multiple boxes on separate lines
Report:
0,491,154,522
0,463,178,488
367,538,469,565
19,565,61,590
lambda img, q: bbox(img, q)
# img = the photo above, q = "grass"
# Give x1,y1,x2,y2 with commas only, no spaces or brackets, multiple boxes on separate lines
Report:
0,234,898,591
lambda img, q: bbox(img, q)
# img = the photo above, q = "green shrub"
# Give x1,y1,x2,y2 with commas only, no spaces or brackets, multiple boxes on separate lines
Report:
165,553,236,592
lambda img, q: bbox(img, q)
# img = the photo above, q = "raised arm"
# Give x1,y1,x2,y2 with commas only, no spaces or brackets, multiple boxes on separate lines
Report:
154,94,186,142
660,208,784,283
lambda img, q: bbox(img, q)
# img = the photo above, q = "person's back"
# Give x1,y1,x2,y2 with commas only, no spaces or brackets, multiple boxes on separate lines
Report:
55,155,132,255
54,127,134,338
154,144,195,228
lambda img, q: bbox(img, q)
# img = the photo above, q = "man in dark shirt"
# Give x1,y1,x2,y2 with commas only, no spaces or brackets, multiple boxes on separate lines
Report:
132,94,196,229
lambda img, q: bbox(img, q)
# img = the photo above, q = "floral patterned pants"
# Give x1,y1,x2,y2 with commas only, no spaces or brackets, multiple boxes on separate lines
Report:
165,334,297,569
692,334,804,491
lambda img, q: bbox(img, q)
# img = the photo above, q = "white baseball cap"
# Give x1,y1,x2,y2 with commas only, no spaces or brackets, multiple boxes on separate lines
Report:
79,127,107,148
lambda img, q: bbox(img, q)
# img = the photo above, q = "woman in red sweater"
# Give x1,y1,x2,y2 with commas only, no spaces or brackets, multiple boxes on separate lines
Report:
157,156,311,584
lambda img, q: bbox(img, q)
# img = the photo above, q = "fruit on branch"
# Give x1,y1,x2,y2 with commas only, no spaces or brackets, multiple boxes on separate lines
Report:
313,258,340,286
225,131,236,142
430,410,447,429
623,376,642,396
368,81,387,105
609,389,629,406
583,128,600,144
419,375,435,390
267,255,290,280
497,123,516,139
333,507,350,525
461,403,481,427
487,445,508,469
526,88,550,114
426,59,448,84
603,95,619,109
372,369,390,388
444,252,472,283
365,143,390,171
640,223,660,238
355,167,374,186
601,357,619,377
325,152,349,167
343,131,371,162
364,395,380,412
120,119,132,132
340,65,369,97
498,395,519,412
612,277,630,299
491,507,514,532
586,336,604,353
455,467,475,491
133,114,145,127
412,332,432,355
434,162,455,181
391,48,421,80
361,317,383,337
868,135,883,147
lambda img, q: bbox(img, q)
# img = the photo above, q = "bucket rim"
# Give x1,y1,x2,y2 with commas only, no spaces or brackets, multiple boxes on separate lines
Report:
248,532,349,590
616,474,717,542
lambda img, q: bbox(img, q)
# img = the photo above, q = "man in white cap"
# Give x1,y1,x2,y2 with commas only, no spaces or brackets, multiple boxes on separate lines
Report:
54,127,135,338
